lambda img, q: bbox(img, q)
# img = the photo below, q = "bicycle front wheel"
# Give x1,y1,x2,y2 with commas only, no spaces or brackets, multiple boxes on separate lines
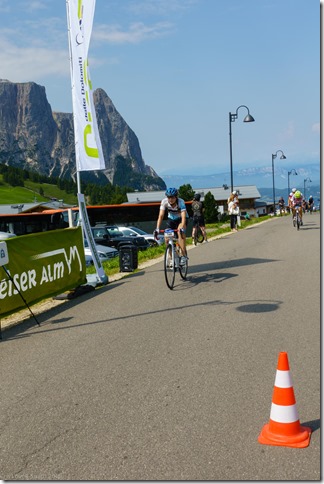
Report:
164,245,175,289
178,249,188,280
296,215,300,230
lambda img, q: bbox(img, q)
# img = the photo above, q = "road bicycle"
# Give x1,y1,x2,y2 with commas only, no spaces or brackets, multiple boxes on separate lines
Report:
159,228,188,290
293,207,302,230
192,219,204,245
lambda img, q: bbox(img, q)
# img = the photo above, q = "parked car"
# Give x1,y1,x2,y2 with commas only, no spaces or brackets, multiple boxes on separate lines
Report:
83,239,119,266
116,226,163,246
91,225,150,251
0,231,17,240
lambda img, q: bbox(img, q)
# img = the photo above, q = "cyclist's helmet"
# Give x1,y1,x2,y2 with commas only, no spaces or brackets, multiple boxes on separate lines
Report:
193,193,201,201
165,187,178,197
292,188,297,193
232,190,238,195
295,190,302,198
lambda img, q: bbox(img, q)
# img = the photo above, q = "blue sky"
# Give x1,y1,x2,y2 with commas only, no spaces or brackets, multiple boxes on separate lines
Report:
0,0,320,178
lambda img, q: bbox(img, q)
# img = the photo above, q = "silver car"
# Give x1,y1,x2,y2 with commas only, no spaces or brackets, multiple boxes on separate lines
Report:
84,239,118,266
117,226,163,246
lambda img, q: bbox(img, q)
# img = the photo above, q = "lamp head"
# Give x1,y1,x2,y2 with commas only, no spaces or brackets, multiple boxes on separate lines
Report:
280,154,286,160
243,114,255,123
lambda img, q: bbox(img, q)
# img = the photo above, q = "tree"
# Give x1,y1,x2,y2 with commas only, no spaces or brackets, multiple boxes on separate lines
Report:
204,191,219,223
178,184,195,201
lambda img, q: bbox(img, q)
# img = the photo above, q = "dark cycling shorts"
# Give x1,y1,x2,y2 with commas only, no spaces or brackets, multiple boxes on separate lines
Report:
167,219,182,231
166,219,187,238
193,215,205,227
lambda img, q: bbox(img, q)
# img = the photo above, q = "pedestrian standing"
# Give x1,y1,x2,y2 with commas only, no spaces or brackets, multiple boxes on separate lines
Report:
228,191,239,232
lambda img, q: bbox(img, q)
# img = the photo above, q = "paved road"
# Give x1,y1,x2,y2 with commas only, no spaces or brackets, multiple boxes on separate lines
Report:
0,213,320,480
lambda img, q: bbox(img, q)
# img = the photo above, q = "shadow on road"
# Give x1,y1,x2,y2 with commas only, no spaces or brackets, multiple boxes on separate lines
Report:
302,418,321,433
2,295,285,343
188,257,279,275
237,302,280,313
1,256,284,342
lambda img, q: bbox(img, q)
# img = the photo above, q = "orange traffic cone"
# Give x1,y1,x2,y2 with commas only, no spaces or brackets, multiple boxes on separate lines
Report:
258,352,311,448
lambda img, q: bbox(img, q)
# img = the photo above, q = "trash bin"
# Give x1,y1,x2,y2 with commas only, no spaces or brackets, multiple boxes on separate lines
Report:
119,243,138,272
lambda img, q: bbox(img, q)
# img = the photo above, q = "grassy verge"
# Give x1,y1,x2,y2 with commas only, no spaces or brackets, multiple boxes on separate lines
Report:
0,175,77,205
87,215,273,278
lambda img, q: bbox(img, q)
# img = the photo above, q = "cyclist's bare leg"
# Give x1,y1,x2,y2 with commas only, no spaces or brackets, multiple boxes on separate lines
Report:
201,225,207,241
178,231,187,257
299,206,303,224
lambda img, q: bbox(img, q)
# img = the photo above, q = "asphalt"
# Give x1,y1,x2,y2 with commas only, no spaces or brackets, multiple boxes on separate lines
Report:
0,225,246,333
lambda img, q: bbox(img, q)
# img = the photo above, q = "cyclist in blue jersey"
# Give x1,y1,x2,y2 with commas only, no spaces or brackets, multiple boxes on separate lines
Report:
154,187,188,265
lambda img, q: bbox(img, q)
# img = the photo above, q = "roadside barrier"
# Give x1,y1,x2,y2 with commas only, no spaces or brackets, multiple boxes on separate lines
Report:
258,351,311,448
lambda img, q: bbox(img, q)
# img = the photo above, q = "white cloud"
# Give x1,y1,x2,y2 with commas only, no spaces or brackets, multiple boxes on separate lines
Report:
0,39,69,81
22,0,47,11
93,21,174,44
127,0,199,16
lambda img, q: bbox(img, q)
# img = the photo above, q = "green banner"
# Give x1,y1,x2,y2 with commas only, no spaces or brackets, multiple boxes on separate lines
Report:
0,227,87,317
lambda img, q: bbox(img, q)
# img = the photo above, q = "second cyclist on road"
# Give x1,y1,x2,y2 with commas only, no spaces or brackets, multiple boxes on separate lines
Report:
191,193,208,243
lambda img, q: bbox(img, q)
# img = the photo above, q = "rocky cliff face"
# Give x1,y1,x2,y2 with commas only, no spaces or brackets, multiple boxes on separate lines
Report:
0,79,165,190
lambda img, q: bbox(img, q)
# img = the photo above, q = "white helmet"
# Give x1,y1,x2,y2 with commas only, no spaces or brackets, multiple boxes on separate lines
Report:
292,188,297,193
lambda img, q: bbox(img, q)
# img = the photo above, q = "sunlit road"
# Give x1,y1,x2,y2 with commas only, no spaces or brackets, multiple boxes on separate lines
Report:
0,213,320,480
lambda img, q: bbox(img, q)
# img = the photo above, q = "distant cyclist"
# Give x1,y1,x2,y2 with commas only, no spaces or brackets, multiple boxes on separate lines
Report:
292,190,304,226
288,188,296,217
278,196,285,216
308,195,314,213
154,188,188,265
191,193,208,243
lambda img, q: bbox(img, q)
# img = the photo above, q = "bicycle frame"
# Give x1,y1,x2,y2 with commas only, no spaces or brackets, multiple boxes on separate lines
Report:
293,205,302,230
161,228,188,289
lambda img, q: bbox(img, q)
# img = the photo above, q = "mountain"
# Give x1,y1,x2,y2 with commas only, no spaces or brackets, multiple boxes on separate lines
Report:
161,163,320,192
0,79,165,191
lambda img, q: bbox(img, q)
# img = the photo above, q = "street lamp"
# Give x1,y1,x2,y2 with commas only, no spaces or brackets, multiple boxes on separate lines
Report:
272,150,286,214
229,105,255,193
303,177,312,200
288,169,298,200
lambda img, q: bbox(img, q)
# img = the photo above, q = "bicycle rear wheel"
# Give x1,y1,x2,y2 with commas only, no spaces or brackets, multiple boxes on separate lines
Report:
197,227,204,243
193,225,198,245
164,245,175,289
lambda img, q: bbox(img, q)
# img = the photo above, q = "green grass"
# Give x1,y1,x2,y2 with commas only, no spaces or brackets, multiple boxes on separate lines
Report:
86,215,273,278
0,176,77,205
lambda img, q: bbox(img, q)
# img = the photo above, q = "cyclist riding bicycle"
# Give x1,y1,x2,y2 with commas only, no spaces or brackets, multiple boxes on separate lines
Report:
278,196,285,215
308,195,314,213
288,188,296,216
191,193,208,243
154,188,189,265
292,189,304,226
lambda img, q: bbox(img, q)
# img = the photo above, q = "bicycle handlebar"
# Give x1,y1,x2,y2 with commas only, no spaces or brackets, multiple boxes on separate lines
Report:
154,228,184,241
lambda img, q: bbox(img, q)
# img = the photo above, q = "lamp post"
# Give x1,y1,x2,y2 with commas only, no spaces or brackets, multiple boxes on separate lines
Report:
303,177,312,200
288,169,298,200
272,150,286,214
229,105,255,193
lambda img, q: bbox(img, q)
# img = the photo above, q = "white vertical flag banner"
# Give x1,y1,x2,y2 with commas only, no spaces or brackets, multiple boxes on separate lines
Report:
66,0,105,172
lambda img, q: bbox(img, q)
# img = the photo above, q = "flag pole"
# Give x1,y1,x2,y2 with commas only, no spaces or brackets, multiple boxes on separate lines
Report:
66,0,107,284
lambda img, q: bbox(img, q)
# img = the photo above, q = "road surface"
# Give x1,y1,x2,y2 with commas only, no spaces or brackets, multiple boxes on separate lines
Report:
0,213,320,480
